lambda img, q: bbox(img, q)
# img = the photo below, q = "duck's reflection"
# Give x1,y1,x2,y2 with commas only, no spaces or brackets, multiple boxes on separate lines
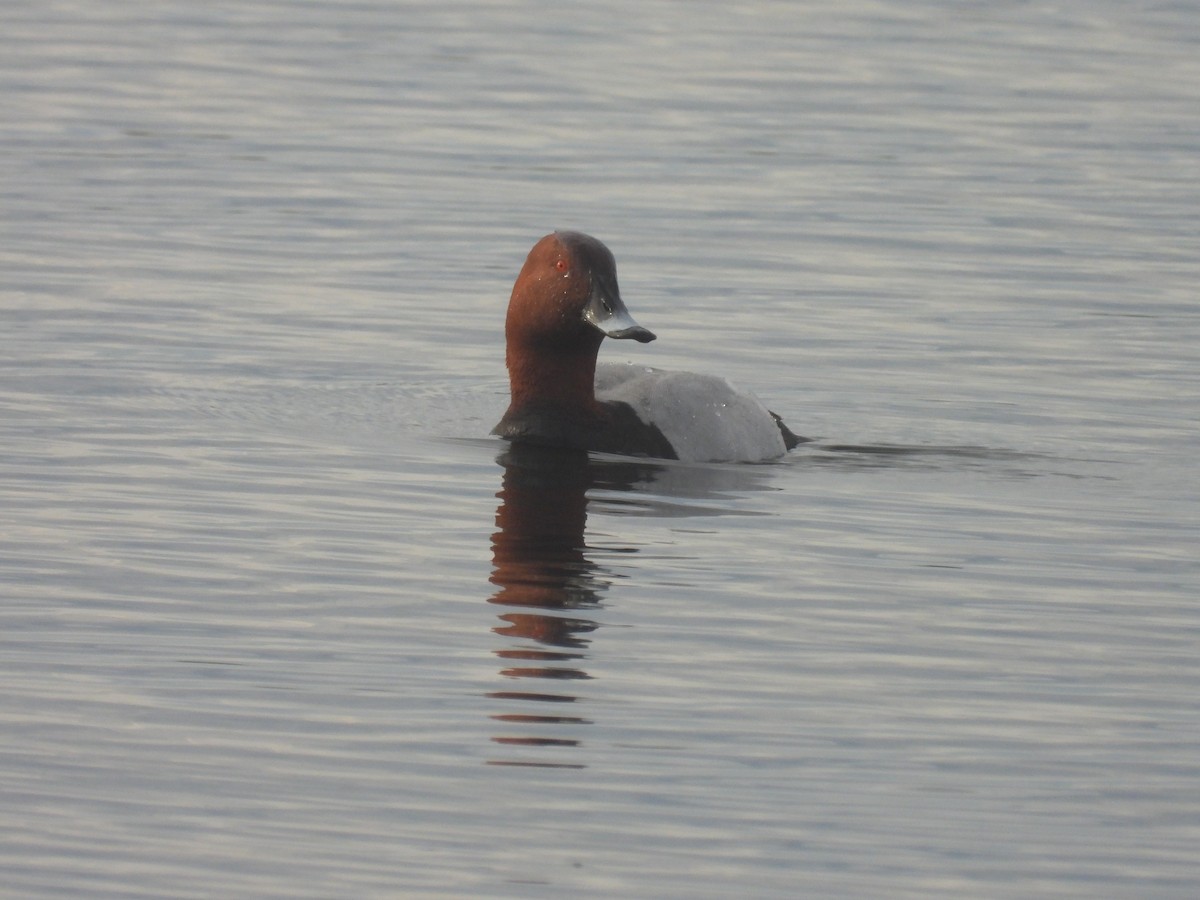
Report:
486,443,663,768
486,442,791,766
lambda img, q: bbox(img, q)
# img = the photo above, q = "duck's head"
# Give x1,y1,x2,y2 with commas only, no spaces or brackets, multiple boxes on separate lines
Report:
505,231,656,355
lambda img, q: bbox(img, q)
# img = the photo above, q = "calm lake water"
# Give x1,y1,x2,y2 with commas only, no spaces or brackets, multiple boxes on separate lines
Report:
3,1,1199,897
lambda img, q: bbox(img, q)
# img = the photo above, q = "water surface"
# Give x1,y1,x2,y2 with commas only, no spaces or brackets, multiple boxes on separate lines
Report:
2,1,1198,897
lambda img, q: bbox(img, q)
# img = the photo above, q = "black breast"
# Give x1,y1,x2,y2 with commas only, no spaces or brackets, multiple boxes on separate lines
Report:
492,401,678,460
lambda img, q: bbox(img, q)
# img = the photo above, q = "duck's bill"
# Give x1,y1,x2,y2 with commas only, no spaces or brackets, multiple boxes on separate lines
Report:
582,287,656,343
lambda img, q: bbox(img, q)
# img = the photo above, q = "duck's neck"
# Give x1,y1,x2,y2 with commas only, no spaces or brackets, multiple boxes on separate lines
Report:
505,343,600,416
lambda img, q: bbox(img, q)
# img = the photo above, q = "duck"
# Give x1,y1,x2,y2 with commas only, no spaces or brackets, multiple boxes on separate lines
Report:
491,231,804,462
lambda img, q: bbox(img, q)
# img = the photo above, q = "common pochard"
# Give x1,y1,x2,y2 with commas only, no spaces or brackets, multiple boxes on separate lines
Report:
492,231,804,462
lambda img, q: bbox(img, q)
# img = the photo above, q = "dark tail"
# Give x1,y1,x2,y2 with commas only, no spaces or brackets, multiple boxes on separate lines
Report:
770,411,809,450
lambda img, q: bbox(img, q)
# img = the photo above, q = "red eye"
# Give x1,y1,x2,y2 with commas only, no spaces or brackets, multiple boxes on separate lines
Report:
555,259,569,273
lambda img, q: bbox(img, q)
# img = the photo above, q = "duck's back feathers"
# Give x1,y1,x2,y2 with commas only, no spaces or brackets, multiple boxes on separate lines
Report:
595,363,797,462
